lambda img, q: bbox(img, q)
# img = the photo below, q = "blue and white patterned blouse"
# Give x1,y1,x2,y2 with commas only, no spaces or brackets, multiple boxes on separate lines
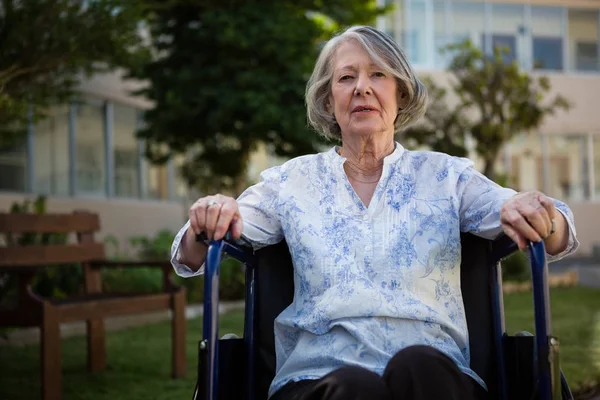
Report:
171,143,578,398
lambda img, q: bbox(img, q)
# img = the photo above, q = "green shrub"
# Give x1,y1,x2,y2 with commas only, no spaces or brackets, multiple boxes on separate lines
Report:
126,230,247,303
102,267,163,294
501,250,531,282
129,230,175,260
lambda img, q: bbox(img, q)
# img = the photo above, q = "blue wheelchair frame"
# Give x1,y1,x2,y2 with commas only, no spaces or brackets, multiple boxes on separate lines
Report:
198,237,568,400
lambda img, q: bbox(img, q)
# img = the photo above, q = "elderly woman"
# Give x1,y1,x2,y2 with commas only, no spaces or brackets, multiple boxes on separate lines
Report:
171,26,578,400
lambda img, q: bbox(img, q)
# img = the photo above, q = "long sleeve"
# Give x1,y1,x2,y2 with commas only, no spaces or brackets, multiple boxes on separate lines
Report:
457,163,579,262
170,166,284,278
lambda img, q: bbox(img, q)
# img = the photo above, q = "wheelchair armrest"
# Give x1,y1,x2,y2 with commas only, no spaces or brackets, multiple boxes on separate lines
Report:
195,232,257,265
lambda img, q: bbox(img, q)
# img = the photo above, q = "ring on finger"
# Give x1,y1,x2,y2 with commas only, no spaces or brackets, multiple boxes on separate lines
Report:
207,200,221,208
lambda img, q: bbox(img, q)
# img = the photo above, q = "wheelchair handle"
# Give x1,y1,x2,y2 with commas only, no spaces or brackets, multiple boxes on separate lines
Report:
527,240,556,400
199,236,257,400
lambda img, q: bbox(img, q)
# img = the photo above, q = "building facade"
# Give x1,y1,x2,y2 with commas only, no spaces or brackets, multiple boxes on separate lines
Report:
0,70,192,248
378,0,600,256
1,0,599,255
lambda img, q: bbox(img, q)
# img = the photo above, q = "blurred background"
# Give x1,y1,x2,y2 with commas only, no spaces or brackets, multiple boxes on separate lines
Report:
0,1,599,399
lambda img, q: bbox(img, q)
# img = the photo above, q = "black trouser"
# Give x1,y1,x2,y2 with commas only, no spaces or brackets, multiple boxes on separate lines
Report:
270,345,488,400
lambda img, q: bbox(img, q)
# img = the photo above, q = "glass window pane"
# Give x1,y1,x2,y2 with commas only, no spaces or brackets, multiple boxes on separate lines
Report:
388,0,404,48
508,134,541,192
75,98,106,195
113,104,140,198
383,0,402,41
405,0,427,65
568,9,599,72
145,163,166,200
490,4,526,65
594,137,600,199
174,155,189,201
433,0,450,68
0,140,27,192
546,136,586,201
451,2,485,49
34,106,70,195
532,6,564,71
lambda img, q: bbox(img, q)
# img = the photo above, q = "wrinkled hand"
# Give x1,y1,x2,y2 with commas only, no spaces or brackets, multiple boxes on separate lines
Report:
188,194,243,241
500,191,556,251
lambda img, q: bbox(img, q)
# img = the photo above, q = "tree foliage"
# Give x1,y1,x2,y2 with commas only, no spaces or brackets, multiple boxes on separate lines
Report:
403,40,570,181
0,0,148,146
130,0,387,195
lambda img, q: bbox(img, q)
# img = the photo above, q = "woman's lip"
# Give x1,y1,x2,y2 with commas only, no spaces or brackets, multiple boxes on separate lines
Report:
352,109,378,113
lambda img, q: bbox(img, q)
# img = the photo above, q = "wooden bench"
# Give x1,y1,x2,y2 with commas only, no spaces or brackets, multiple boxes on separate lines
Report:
0,211,187,400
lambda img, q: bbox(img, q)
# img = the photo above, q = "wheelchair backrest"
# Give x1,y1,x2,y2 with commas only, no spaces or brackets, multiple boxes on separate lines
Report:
252,233,504,399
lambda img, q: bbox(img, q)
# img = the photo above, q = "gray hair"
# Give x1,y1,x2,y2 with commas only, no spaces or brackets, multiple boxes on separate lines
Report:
305,26,428,140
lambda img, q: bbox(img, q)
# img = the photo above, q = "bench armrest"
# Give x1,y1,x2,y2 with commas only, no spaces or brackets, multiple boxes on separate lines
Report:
88,260,172,268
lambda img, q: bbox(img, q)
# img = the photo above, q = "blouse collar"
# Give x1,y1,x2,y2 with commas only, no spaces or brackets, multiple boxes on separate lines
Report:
327,141,405,166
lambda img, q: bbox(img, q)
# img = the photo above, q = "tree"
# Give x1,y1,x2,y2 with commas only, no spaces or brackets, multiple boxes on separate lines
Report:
0,0,149,146
130,0,388,195
402,40,570,181
402,76,470,158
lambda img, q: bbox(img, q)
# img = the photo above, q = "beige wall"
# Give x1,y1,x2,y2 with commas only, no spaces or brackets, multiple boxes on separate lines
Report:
421,70,600,136
566,202,600,256
0,193,189,257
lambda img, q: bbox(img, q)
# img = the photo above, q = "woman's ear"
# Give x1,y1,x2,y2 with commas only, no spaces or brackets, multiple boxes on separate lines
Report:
397,81,410,110
398,90,409,110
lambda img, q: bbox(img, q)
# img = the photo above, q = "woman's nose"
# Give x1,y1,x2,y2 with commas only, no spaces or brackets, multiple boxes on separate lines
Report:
354,74,371,96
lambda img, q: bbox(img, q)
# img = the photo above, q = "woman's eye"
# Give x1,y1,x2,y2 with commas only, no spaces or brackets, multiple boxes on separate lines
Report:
340,75,353,81
373,72,385,77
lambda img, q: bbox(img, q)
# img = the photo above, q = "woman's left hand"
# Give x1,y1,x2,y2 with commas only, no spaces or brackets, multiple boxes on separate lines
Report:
500,190,568,254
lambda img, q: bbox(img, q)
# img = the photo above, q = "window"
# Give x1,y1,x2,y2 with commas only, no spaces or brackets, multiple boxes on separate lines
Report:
433,0,450,68
576,42,599,71
0,141,27,192
405,0,427,65
533,37,563,70
489,3,526,66
383,0,402,43
531,6,564,71
174,155,189,201
546,135,587,201
113,104,140,198
568,9,599,72
451,2,485,49
75,98,106,195
491,34,517,64
33,106,70,195
594,137,600,199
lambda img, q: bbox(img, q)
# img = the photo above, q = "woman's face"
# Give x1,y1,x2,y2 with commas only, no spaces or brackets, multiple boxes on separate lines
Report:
329,40,404,140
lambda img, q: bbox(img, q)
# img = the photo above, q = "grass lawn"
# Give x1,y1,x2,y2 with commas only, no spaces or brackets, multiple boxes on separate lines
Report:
504,286,600,396
0,310,246,400
0,286,598,400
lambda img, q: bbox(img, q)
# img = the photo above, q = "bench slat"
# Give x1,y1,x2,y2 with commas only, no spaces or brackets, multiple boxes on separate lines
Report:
0,213,100,233
55,292,173,322
0,243,105,267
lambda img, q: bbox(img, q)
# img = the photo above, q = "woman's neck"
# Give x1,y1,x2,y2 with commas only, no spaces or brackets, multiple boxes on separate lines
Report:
339,138,395,183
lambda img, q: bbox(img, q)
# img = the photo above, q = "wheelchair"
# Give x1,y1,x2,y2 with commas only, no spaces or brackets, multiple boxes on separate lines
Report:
193,233,574,400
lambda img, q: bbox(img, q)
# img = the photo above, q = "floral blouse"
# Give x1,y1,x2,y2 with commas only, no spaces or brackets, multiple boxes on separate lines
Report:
171,143,578,398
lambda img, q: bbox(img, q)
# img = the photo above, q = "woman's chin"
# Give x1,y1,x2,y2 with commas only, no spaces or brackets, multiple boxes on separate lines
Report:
344,124,391,138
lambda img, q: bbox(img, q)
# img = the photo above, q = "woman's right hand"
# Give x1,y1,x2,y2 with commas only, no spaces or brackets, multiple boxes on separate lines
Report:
188,194,243,241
